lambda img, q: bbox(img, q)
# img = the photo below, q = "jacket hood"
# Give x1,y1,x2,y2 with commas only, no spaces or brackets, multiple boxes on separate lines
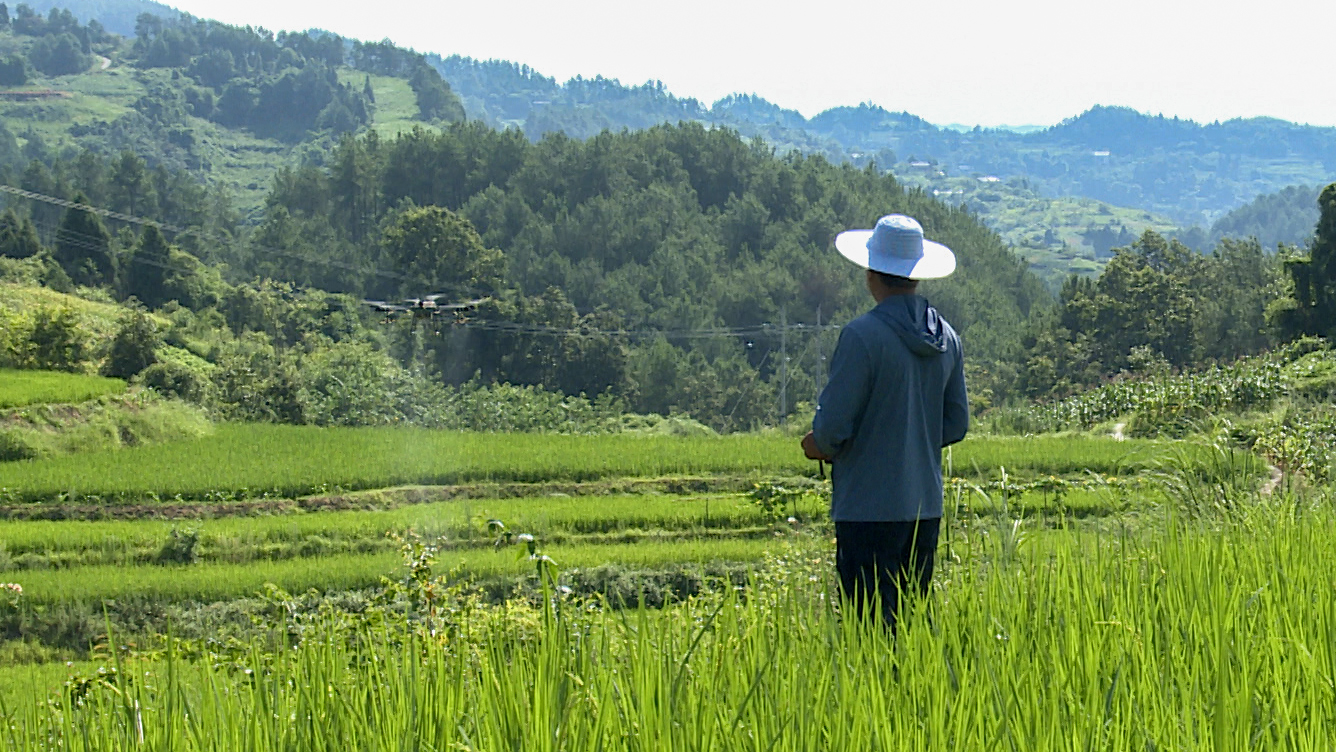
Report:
869,295,948,357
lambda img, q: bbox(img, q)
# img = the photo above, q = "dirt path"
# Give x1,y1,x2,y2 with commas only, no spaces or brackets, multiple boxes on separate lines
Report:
96,55,111,70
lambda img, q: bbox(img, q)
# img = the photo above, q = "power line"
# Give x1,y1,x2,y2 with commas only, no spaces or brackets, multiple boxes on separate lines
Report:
450,318,838,340
0,184,184,232
5,184,848,340
3,182,437,291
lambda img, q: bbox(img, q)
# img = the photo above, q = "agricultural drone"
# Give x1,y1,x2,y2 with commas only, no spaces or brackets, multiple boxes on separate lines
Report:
361,294,490,324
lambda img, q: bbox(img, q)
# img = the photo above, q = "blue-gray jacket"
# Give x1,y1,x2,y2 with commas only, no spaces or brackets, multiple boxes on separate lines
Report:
812,295,969,522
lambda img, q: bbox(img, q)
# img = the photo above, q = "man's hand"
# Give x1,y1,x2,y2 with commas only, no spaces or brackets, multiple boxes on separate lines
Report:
801,431,833,462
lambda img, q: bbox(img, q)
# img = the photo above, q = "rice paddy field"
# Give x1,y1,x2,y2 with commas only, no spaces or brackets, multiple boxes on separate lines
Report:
0,423,1172,503
0,369,126,410
0,422,1328,749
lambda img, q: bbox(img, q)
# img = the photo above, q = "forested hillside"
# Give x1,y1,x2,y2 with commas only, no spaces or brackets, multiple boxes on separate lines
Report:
239,122,1046,418
0,23,1048,435
0,3,465,211
435,55,1336,227
1206,185,1321,250
2,1,1334,433
6,0,1334,291
20,0,173,36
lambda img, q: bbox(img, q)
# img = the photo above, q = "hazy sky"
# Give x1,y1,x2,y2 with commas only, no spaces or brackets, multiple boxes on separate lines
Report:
165,0,1336,127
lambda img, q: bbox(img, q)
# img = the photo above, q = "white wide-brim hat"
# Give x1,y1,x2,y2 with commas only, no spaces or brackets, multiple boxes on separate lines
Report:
834,214,956,279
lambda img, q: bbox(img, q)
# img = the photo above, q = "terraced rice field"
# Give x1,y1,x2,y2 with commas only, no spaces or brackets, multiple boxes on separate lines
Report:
2,425,1315,749
0,423,1173,503
0,369,125,409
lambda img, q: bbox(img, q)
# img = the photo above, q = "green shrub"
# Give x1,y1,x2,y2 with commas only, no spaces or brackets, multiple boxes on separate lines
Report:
138,361,208,403
439,381,625,434
0,394,209,461
155,529,200,566
27,307,90,373
0,428,41,462
102,310,160,380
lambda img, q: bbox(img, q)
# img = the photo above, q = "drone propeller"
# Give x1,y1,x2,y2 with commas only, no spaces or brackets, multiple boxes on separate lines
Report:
363,300,410,313
365,296,491,324
433,297,491,311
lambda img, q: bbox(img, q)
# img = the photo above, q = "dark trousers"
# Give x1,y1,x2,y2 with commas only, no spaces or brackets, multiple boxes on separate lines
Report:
835,519,940,632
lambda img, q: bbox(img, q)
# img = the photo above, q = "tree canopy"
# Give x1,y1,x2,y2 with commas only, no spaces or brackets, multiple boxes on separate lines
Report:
1274,184,1336,340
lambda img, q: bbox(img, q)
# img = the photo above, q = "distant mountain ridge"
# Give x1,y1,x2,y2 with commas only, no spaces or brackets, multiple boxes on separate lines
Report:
17,0,1336,231
433,53,1336,225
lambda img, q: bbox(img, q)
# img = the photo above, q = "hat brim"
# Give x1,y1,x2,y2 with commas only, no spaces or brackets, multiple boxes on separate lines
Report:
834,230,957,279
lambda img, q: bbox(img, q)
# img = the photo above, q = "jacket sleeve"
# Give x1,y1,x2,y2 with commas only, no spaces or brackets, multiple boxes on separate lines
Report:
942,335,969,447
812,327,872,458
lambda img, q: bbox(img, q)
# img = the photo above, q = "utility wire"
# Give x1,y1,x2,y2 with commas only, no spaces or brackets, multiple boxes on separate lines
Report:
0,184,186,232
4,182,434,290
7,184,847,340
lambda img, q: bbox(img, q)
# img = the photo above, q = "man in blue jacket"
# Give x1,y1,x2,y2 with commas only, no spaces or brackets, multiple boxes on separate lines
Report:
802,214,969,632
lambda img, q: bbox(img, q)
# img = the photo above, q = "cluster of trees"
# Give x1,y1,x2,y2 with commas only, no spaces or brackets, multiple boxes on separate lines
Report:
233,121,1044,426
1272,184,1336,342
131,14,369,140
0,3,115,78
0,197,221,304
1020,184,1336,399
1020,232,1282,396
0,144,231,309
1172,184,1322,252
128,13,463,140
1,145,236,255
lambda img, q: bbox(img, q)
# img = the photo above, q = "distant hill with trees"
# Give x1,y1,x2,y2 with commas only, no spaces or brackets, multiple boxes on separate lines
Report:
1,2,1334,432
240,121,1048,421
20,0,176,36
7,0,1334,287
1207,185,1321,250
0,2,466,211
437,55,1336,226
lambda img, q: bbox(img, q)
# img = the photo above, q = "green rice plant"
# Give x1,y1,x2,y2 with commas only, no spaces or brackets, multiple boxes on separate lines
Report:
11,552,404,605
0,480,1162,574
9,538,787,605
0,369,125,410
0,493,804,556
1153,435,1268,518
5,505,1336,749
0,424,1166,504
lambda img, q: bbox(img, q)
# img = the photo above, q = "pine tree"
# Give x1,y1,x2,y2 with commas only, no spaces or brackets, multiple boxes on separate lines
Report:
1276,182,1336,339
53,194,115,288
124,225,170,308
0,209,42,258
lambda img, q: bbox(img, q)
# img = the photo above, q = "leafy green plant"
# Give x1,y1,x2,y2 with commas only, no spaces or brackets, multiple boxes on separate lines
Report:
154,529,199,566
